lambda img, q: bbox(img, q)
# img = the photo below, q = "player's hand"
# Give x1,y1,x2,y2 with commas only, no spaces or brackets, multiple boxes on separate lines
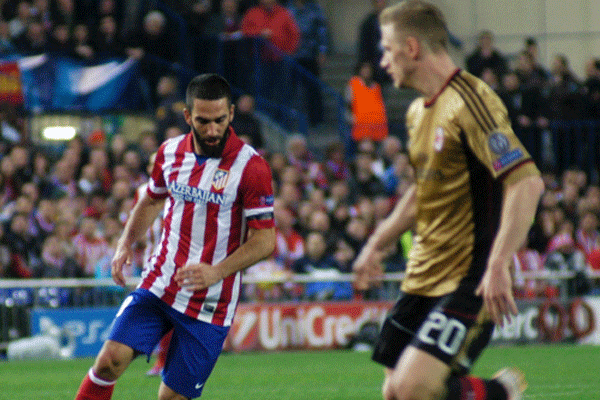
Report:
475,259,518,327
175,262,222,291
352,244,384,291
111,244,133,287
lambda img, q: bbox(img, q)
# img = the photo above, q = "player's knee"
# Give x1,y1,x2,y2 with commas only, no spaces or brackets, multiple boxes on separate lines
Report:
388,378,444,400
93,342,133,380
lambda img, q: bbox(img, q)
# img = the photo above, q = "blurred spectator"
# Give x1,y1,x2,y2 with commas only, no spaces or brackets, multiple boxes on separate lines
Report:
547,54,583,120
50,0,82,28
32,198,56,241
47,22,73,56
71,23,94,60
154,75,188,143
513,240,547,298
122,147,146,189
292,230,353,301
164,124,186,140
546,56,585,172
125,10,177,105
92,0,123,31
498,70,548,167
575,210,600,256
582,58,600,118
514,49,547,91
350,150,386,198
241,0,300,112
323,141,350,183
72,215,110,277
8,1,31,39
201,0,247,88
273,198,304,267
49,158,78,198
34,234,79,278
0,20,16,54
31,0,54,32
231,94,263,149
204,0,242,38
241,0,299,57
14,19,48,54
466,30,507,79
120,0,149,41
545,218,591,296
108,133,127,167
382,152,412,196
357,0,389,86
345,61,388,144
3,211,41,277
287,0,328,127
93,15,126,60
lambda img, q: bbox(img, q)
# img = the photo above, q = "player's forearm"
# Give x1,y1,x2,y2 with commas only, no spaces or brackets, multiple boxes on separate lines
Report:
366,184,416,251
214,227,276,279
488,175,544,267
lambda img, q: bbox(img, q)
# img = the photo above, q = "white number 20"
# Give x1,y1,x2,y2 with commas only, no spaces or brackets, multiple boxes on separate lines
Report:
417,311,467,356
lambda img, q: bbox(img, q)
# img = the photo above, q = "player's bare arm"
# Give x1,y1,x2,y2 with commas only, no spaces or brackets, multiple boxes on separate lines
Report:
353,184,416,290
111,191,165,286
476,174,544,326
175,226,276,291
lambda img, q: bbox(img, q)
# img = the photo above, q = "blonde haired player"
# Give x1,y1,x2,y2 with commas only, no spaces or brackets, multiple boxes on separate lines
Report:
353,2,544,400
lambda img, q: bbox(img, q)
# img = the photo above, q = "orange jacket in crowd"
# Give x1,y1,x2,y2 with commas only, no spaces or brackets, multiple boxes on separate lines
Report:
348,76,388,142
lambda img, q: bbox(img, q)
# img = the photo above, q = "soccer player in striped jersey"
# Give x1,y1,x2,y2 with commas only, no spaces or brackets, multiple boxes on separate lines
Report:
352,2,544,400
74,74,276,400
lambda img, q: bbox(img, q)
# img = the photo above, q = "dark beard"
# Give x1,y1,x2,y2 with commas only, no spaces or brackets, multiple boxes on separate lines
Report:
193,125,230,158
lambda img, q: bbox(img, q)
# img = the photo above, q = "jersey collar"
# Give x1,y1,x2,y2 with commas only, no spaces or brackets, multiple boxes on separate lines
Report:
424,68,461,108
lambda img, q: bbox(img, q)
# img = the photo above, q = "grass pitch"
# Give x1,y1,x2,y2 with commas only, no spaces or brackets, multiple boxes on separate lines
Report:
1,344,599,399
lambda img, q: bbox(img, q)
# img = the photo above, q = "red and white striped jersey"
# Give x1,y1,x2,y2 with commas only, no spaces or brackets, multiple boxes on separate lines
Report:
140,129,274,326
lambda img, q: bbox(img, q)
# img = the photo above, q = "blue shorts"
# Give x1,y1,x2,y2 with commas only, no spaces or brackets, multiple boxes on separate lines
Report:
109,288,229,398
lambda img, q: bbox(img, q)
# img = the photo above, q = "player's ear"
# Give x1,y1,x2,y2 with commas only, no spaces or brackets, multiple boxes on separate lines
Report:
405,36,421,60
229,104,235,122
183,107,192,126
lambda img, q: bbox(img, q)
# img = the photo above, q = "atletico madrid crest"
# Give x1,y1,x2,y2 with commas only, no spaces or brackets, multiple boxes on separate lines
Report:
212,169,229,190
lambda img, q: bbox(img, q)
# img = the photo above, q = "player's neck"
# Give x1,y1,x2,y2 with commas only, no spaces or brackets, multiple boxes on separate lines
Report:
415,53,457,102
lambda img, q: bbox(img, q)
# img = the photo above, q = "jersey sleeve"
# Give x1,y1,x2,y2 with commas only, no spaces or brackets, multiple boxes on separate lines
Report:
147,142,169,199
459,89,539,184
239,154,275,229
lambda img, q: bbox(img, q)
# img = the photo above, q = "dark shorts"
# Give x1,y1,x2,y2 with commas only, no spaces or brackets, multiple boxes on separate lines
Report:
109,288,229,399
372,287,494,374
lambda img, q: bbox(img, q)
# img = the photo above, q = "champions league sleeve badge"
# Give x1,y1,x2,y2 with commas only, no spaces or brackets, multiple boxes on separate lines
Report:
488,132,510,155
489,132,524,171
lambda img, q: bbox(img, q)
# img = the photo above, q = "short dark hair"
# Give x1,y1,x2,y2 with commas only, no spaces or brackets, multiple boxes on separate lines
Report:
185,73,232,109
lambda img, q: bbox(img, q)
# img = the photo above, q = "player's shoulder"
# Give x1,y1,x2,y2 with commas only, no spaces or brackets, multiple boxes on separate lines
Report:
449,70,503,106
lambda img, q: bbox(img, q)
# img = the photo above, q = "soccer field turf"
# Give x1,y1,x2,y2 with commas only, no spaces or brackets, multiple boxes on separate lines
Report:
1,344,598,399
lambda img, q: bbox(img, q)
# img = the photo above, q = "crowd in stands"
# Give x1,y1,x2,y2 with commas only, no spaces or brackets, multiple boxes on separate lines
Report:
0,0,600,308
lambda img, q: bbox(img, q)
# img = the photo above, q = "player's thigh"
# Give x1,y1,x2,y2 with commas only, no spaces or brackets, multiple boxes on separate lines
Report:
108,289,172,359
372,293,440,369
158,381,188,400
162,317,229,399
413,288,494,375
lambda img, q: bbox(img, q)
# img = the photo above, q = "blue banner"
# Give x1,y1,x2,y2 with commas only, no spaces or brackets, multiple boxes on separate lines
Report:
10,54,143,112
30,307,119,357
